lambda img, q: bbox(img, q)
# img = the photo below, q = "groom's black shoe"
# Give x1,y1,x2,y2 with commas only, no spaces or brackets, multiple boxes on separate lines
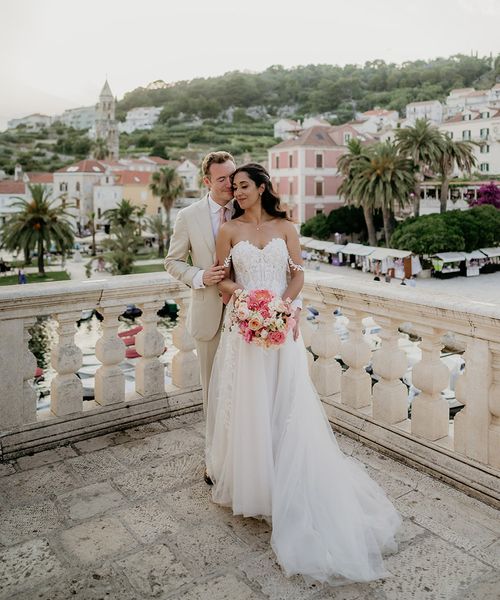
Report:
204,470,213,486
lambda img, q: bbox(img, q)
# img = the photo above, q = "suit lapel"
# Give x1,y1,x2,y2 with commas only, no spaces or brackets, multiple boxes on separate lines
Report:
195,195,216,255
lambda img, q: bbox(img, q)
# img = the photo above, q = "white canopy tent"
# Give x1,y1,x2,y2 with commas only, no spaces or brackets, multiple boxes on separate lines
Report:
342,243,377,257
432,252,467,263
479,247,500,258
369,248,412,261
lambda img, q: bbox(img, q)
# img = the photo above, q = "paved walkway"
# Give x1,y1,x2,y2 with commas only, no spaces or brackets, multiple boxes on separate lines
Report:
0,411,498,600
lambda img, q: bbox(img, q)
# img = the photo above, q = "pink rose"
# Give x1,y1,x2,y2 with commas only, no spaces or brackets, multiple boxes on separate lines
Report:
268,331,286,345
248,314,264,331
244,329,254,343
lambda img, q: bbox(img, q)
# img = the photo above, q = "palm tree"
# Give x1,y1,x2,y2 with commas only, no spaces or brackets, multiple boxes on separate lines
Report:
150,166,184,249
338,139,377,246
87,211,97,256
92,138,109,160
101,223,141,275
437,135,477,213
395,119,444,217
103,199,138,230
348,142,415,246
1,184,74,275
146,214,167,257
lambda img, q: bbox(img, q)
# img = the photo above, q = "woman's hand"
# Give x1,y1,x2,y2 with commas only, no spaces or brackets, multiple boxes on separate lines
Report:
292,308,301,341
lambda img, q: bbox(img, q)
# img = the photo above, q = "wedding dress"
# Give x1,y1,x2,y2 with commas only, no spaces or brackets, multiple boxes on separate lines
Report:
206,237,401,584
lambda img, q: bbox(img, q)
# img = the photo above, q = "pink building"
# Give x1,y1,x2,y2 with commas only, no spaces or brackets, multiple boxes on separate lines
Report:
268,126,356,223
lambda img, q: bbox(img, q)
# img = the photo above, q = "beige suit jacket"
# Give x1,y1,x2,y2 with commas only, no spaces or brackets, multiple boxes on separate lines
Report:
164,195,224,342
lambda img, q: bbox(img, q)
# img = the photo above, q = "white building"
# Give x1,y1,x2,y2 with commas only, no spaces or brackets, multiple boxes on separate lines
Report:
56,106,96,130
176,159,200,196
274,118,301,140
0,181,27,227
405,100,443,125
353,108,399,134
439,108,500,176
92,173,123,224
7,114,52,130
53,159,107,231
445,85,500,117
119,106,162,134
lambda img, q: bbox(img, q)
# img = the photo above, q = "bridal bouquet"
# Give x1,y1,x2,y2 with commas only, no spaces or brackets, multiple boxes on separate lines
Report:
229,289,295,348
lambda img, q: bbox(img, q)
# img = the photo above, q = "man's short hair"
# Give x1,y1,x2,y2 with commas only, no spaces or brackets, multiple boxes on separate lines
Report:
202,151,235,178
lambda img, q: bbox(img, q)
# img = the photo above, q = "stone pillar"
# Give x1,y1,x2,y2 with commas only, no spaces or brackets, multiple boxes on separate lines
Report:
94,306,125,406
22,318,38,423
135,301,165,397
171,296,199,388
299,304,313,348
310,306,341,396
371,317,409,424
340,310,372,409
411,328,449,440
51,312,83,416
488,342,500,469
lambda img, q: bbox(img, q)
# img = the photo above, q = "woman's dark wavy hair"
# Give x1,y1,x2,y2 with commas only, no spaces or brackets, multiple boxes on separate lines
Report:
231,163,288,220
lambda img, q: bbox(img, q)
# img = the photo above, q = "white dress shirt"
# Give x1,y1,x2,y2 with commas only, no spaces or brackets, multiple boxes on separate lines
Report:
192,195,233,289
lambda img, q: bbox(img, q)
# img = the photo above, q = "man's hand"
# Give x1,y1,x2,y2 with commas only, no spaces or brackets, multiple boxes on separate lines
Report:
202,262,226,286
292,308,301,341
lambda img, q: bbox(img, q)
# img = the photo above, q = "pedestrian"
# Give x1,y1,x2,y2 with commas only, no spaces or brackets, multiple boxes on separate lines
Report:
18,268,27,284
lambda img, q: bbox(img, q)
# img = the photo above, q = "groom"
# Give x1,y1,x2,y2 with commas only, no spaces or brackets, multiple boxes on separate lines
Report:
164,150,236,421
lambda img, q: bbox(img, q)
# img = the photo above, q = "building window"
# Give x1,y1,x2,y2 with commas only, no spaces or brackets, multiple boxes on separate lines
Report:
315,180,324,196
97,208,102,218
289,180,293,196
75,182,80,192
275,155,280,169
288,154,293,168
462,114,471,121
61,197,66,208
480,128,489,140
482,111,490,119
316,154,323,168
344,133,351,144
106,176,109,183
315,208,323,215
59,182,67,192
480,144,490,154
480,163,489,172
446,132,453,140
462,130,471,140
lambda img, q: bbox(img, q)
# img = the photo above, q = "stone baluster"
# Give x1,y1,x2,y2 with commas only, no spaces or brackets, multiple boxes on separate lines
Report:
310,306,342,396
488,342,500,469
51,311,83,416
411,327,449,440
95,306,125,405
135,301,165,397
371,317,409,424
453,341,469,457
171,296,199,388
22,317,38,423
340,309,372,409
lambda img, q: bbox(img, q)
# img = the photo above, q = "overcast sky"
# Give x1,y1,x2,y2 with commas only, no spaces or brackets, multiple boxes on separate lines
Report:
1,0,499,130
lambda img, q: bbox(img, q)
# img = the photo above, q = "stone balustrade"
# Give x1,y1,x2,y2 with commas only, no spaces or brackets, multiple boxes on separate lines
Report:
302,272,500,507
0,271,499,507
0,274,201,460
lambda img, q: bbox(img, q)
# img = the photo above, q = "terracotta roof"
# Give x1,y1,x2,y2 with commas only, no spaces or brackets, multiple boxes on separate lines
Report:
406,100,441,106
115,170,152,185
0,181,26,194
271,126,337,149
361,109,396,116
26,172,53,184
141,156,179,166
56,160,106,174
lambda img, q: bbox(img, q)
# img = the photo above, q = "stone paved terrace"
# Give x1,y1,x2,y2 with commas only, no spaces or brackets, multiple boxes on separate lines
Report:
1,410,499,600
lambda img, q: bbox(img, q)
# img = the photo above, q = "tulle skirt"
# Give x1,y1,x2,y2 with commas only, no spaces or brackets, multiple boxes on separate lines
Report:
206,322,401,584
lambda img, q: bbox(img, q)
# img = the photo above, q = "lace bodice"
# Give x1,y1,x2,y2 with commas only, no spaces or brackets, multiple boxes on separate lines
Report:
228,238,302,297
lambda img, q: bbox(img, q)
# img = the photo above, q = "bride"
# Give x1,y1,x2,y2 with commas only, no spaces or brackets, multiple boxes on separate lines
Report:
206,163,401,584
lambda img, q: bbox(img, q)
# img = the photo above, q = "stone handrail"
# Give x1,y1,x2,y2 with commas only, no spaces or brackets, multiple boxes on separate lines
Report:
301,272,500,506
0,274,201,459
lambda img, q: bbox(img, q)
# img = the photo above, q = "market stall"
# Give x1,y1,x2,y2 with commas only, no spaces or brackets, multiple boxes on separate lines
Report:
431,252,466,279
479,247,500,273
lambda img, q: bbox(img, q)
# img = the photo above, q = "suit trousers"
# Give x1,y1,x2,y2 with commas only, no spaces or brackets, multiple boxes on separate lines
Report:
195,327,222,416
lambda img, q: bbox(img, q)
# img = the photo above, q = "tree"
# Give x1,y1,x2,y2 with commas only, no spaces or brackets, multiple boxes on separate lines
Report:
103,199,139,230
86,211,97,256
1,184,74,275
437,135,477,213
146,214,167,257
92,138,109,160
337,139,378,246
469,181,500,209
395,119,444,217
150,167,184,248
100,223,141,275
300,213,330,240
347,142,415,246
